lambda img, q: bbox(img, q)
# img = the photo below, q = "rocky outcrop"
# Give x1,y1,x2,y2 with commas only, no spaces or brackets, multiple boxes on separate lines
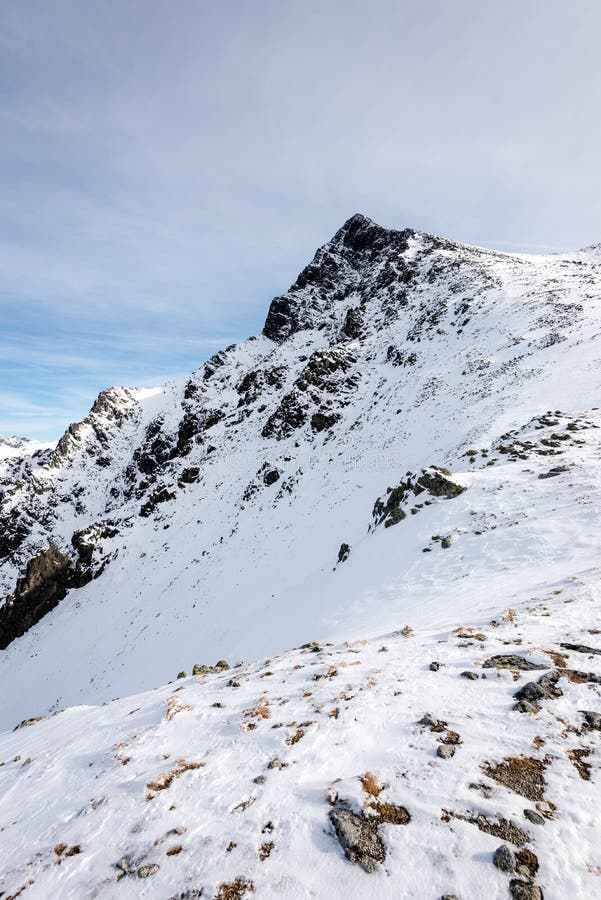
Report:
0,545,72,650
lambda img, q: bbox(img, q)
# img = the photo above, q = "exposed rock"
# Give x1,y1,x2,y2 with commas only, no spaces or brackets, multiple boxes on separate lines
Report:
137,864,159,878
509,880,544,900
523,809,545,825
430,661,441,671
337,543,351,564
437,744,456,760
461,671,479,680
493,844,516,873
0,545,73,650
329,806,386,873
560,642,601,656
311,411,340,433
263,469,281,486
483,655,548,671
581,710,601,731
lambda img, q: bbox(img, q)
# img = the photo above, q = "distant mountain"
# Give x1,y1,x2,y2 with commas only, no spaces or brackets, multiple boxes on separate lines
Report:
0,215,600,898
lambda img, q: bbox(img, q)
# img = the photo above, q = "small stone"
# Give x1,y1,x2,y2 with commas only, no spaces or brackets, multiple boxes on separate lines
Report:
430,661,441,671
267,758,286,770
419,714,437,727
137,864,159,878
493,844,516,873
509,880,544,900
437,744,456,760
176,671,187,679
523,809,545,825
514,682,545,703
329,806,385,872
461,671,479,680
253,775,266,784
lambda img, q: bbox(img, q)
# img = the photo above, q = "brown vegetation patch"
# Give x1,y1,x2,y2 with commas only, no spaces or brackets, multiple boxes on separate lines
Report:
146,759,204,796
360,771,382,797
567,748,592,781
444,810,528,847
214,876,254,899
483,756,547,801
165,696,193,721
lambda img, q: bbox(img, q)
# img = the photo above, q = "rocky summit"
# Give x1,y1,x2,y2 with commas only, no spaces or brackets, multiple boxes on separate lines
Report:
0,215,600,899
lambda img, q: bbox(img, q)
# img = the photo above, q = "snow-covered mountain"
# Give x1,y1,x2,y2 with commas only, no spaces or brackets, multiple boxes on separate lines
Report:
1,214,600,899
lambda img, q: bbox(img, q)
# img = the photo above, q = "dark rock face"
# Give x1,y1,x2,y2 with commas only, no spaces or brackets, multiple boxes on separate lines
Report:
263,469,280,487
372,467,465,529
261,393,308,440
0,545,72,650
329,806,385,873
263,215,414,343
337,543,351,563
311,412,340,433
140,487,176,518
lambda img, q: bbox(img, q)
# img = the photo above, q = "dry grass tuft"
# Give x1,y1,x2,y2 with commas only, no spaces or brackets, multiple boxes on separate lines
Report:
360,771,382,797
146,759,204,797
165,696,193,721
215,876,254,899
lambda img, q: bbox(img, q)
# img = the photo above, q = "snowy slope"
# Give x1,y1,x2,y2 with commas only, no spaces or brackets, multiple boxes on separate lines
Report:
0,214,600,898
1,215,600,728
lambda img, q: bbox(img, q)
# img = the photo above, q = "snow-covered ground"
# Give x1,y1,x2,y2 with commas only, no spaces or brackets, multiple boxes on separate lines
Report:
0,215,600,898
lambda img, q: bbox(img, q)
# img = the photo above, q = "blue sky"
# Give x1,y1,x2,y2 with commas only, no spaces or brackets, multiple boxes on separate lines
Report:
1,0,600,439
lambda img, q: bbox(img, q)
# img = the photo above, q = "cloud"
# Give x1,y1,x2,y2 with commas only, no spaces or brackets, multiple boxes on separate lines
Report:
1,0,600,438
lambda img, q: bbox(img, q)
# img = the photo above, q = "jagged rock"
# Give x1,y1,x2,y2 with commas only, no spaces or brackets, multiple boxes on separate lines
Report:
311,412,340,433
329,806,386,872
430,661,441,671
0,545,72,650
461,671,479,680
337,543,351,564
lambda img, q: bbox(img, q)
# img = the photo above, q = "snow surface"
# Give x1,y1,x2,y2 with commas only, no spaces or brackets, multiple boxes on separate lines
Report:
0,216,600,898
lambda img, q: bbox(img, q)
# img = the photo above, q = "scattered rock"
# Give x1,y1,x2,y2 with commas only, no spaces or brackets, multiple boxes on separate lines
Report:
461,670,479,680
430,661,441,671
523,809,545,826
437,744,456,760
138,864,159,878
483,655,547,671
329,806,386,873
560,642,601,656
337,543,351,564
509,880,544,900
493,844,516,873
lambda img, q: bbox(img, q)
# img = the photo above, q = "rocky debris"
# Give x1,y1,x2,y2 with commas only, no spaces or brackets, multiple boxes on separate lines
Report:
430,661,441,671
509,880,544,900
493,844,516,873
483,756,547,801
372,466,465,529
461,671,479,680
192,661,229,676
329,806,386,873
0,544,73,650
514,669,563,711
445,811,529,847
483,655,548,671
560,642,601,656
538,465,568,479
337,543,351,564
